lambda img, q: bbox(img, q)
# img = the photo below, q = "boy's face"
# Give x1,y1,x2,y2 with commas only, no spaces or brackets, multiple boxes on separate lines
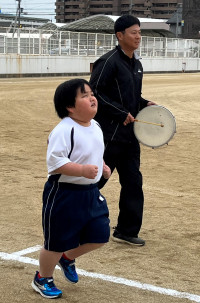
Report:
67,84,98,125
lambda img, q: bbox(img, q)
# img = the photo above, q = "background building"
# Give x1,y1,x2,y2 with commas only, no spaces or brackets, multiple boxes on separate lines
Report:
0,13,50,29
131,0,182,19
166,3,182,37
182,0,200,39
55,0,183,23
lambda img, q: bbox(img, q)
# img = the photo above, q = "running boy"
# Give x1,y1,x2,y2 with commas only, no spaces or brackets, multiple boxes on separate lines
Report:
31,78,111,299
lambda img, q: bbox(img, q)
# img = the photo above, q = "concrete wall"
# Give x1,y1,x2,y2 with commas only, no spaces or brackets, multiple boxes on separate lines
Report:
142,57,200,73
0,54,200,77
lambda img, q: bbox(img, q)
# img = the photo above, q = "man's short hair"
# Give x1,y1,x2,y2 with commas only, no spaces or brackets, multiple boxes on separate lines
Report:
114,14,140,34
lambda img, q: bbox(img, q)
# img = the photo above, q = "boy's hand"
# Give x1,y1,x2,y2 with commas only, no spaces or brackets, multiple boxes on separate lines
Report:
82,164,98,179
103,163,111,179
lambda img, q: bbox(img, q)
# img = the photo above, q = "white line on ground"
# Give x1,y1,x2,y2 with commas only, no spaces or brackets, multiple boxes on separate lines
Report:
0,247,200,303
11,245,42,256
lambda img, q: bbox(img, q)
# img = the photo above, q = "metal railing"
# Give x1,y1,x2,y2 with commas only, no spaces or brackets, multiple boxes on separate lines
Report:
0,27,199,58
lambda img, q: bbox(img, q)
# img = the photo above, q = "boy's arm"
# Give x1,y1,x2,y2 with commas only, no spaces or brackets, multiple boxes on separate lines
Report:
51,162,98,179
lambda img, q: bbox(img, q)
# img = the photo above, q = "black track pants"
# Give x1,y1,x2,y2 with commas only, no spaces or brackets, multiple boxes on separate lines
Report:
98,140,144,237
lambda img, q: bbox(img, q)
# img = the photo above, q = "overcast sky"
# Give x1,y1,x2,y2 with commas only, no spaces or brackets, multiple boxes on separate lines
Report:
0,0,56,22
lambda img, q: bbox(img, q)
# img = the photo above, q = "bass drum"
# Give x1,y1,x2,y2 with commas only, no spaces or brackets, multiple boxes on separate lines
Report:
133,105,176,148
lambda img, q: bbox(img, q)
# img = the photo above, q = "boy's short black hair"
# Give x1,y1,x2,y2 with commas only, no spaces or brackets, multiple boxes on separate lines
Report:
114,14,140,34
54,78,91,119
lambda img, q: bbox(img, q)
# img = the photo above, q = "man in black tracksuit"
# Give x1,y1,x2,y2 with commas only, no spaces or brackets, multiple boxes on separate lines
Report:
90,15,155,246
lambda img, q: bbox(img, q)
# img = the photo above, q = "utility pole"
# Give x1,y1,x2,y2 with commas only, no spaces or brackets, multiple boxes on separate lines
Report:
16,0,21,28
85,0,90,17
129,0,133,15
11,0,21,34
176,10,178,38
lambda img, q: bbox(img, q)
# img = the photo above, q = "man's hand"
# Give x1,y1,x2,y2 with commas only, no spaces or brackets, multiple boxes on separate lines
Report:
147,101,157,106
103,163,111,179
123,113,135,126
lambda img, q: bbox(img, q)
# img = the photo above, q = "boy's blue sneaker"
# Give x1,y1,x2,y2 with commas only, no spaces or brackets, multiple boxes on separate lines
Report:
58,256,79,284
31,271,62,299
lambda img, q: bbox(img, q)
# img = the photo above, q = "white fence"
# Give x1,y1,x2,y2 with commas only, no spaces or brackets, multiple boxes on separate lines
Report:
0,27,200,59
0,27,200,76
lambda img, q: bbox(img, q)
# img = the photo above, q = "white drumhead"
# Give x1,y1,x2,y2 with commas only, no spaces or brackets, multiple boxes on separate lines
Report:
133,105,176,148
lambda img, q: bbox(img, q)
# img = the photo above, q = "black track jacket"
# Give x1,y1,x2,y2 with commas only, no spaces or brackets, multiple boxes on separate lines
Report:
90,45,149,143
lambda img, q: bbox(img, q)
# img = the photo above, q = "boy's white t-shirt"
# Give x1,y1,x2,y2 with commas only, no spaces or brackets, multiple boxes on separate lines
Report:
47,117,104,184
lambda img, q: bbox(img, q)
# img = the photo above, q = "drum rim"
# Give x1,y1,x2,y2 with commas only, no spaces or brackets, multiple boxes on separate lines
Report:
133,105,176,148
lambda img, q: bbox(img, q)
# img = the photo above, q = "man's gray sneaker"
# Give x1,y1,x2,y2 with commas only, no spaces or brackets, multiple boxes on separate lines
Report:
113,230,145,246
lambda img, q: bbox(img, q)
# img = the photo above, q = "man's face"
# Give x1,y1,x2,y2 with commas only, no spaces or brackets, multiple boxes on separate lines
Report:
117,24,141,52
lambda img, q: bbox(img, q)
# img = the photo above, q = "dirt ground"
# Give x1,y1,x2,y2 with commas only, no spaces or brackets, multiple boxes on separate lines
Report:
0,73,200,303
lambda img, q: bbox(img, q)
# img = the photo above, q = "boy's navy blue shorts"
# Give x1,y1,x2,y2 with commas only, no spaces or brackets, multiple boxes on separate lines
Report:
42,178,110,252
